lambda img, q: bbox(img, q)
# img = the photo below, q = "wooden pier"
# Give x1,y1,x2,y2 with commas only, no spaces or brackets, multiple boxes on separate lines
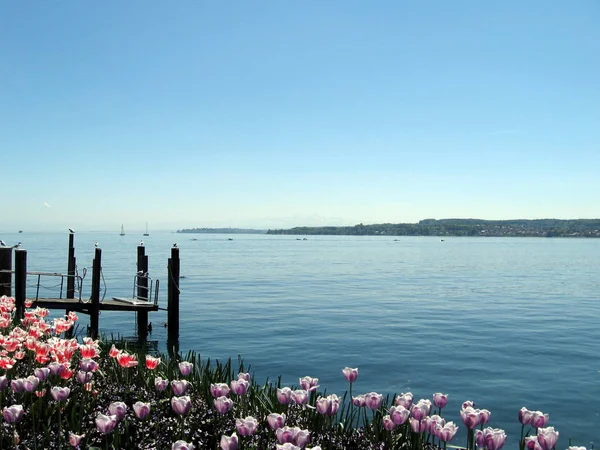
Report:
0,234,180,348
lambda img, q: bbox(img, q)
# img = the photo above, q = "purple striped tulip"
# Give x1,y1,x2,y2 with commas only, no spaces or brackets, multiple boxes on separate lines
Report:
79,358,98,372
462,400,474,409
294,429,311,448
537,426,559,450
425,414,445,434
210,383,230,398
267,412,286,430
277,387,292,404
51,386,71,402
383,414,397,431
460,406,481,429
365,392,384,410
410,400,430,421
395,392,413,409
11,378,24,393
352,394,366,407
95,413,118,434
76,371,93,384
155,377,169,392
34,367,50,382
69,432,85,447
291,389,308,405
479,408,492,425
316,394,340,416
299,376,320,392
237,372,250,382
2,404,24,423
23,375,40,393
214,396,233,414
276,426,298,444
108,401,127,421
230,379,249,396
410,417,427,433
435,421,459,442
172,441,195,450
171,380,189,396
483,427,508,450
219,433,238,450
433,392,448,409
48,362,65,376
519,407,534,425
133,401,151,420
525,436,542,450
235,416,258,436
171,396,191,416
531,411,550,429
475,430,486,448
0,375,8,390
342,367,358,383
178,361,193,376
389,405,410,425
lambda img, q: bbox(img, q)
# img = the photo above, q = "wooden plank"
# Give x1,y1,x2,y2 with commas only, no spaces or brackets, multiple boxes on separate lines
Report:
29,298,158,312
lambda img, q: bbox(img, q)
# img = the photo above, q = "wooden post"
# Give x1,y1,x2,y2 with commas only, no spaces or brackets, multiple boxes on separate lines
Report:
89,247,101,339
65,233,76,337
167,246,180,355
137,245,149,340
14,249,26,323
0,247,12,297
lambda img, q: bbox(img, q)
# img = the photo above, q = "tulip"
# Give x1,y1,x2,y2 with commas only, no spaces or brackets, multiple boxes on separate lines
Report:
389,405,410,425
352,394,366,407
410,417,427,433
267,412,286,430
299,376,320,392
237,372,250,382
116,352,138,368
0,375,8,390
316,394,340,416
410,400,431,421
79,358,98,372
178,361,193,376
11,378,24,393
210,383,230,398
276,426,298,444
479,408,492,425
433,392,448,409
214,396,233,414
155,377,169,392
460,406,481,429
531,411,550,429
48,362,65,376
436,421,459,442
51,386,71,402
69,432,85,447
34,367,50,382
342,367,358,383
519,407,533,425
230,378,249,396
23,375,40,392
425,414,445,435
365,392,384,410
171,396,192,415
133,401,151,420
95,413,118,434
395,392,413,409
525,436,543,450
76,371,93,384
236,416,259,436
219,432,238,450
383,414,397,430
475,430,486,448
2,404,24,423
172,441,195,450
145,355,161,370
483,427,508,450
291,389,309,405
537,426,559,450
294,429,311,448
171,380,189,396
108,401,128,421
277,387,292,404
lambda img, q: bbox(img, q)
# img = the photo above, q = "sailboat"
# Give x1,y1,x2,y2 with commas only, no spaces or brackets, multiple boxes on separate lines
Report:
143,222,149,236
120,224,125,236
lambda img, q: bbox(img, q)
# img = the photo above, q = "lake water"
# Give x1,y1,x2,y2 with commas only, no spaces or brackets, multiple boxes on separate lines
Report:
3,231,600,447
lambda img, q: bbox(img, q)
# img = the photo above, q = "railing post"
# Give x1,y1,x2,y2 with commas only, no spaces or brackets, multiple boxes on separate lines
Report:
14,249,26,323
167,246,180,355
89,247,101,339
66,232,76,337
137,245,149,341
0,247,12,297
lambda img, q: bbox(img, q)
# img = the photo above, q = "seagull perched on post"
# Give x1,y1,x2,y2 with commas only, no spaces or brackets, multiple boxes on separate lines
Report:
173,243,178,248
94,241,99,248
0,240,5,247
69,228,75,234
13,242,21,249
139,240,144,246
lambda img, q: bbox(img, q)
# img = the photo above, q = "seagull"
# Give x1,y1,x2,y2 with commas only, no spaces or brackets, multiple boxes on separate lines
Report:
13,242,21,249
94,241,99,248
69,228,75,234
173,243,178,248
0,240,5,247
139,240,144,246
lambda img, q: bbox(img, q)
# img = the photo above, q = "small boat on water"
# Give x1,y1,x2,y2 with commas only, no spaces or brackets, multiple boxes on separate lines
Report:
120,224,125,236
143,222,149,237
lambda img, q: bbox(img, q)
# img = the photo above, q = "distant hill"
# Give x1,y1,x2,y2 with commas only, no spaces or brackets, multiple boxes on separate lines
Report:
267,219,600,238
178,228,267,234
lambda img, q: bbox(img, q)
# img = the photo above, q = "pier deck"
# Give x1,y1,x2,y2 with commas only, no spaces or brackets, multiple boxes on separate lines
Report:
29,297,159,313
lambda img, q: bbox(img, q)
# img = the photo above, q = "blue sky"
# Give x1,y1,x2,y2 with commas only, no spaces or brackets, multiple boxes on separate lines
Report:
1,1,598,231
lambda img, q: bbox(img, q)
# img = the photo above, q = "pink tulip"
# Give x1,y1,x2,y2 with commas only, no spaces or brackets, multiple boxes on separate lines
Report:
365,392,384,410
155,377,169,392
425,414,445,434
237,372,251,382
519,407,534,425
299,376,320,392
172,441,195,450
389,405,410,425
342,367,358,383
295,429,311,448
11,378,24,393
531,411,550,429
435,421,459,442
145,355,161,370
210,383,230,398
291,389,308,405
178,361,193,376
475,430,486,448
235,416,258,436
525,436,543,450
383,414,397,431
409,417,427,433
230,379,249,396
410,400,430,421
395,392,413,409
214,396,233,414
51,386,71,402
171,396,191,415
69,432,84,447
108,401,127,421
34,367,50,382
2,404,24,423
171,380,189,396
267,412,286,430
433,392,448,409
95,413,118,434
352,395,366,407
483,427,508,450
316,394,340,416
133,401,151,420
537,426,559,450
276,426,298,444
79,358,98,372
277,387,292,404
76,371,93,384
460,406,481,429
479,409,492,425
219,432,238,450
0,375,9,389
23,375,40,392
48,362,65,376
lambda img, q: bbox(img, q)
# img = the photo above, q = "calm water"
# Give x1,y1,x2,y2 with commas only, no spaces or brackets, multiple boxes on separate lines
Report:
3,231,600,446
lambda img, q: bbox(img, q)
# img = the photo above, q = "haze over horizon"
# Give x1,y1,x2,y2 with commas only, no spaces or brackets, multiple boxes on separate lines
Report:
2,1,598,233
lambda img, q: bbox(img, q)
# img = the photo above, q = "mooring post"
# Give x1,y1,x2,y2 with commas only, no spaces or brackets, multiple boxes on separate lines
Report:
167,246,180,355
0,247,12,297
89,247,102,339
14,249,27,323
137,245,149,340
65,233,76,337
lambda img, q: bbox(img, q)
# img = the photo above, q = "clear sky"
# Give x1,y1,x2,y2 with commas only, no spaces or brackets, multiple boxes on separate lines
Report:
1,1,598,232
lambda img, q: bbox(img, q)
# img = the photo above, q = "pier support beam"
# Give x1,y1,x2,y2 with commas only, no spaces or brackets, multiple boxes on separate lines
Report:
14,249,26,323
137,245,149,341
167,246,180,356
66,232,76,337
89,248,101,339
0,247,12,297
